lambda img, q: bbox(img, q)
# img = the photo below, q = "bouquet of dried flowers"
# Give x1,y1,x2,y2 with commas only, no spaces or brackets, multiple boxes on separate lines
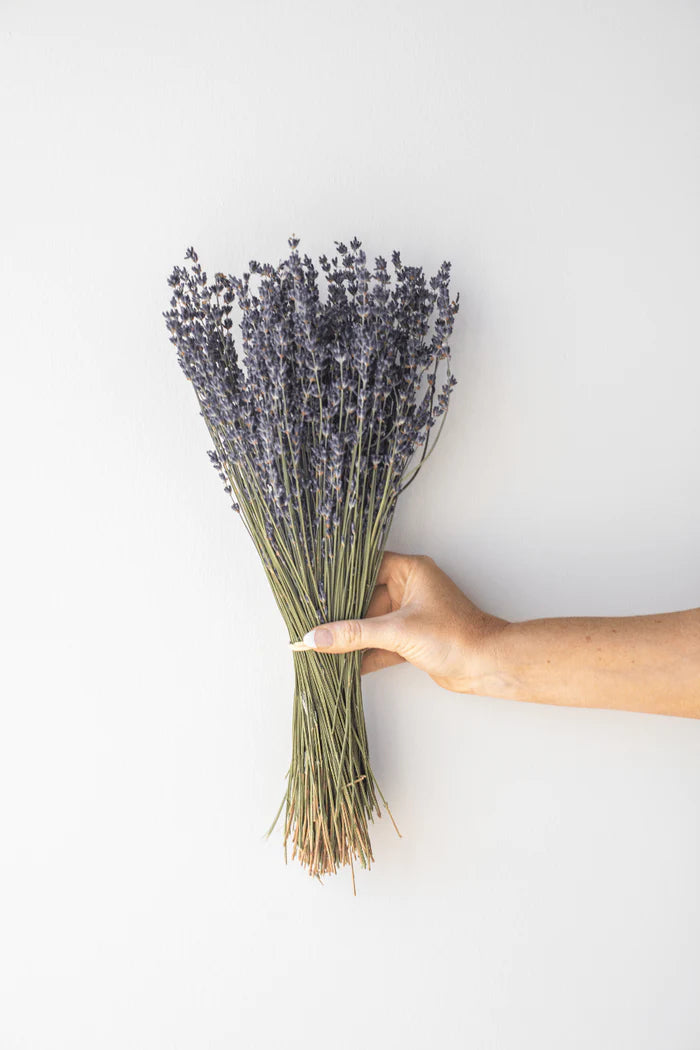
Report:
163,235,459,889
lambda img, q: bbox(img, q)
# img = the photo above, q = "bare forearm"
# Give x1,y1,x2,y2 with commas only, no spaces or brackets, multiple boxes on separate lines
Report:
478,609,700,719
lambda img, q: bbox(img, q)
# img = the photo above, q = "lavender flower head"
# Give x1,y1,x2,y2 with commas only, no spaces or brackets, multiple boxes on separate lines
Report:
163,235,459,624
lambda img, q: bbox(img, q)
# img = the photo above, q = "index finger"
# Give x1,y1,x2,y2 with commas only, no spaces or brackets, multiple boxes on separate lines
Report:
376,550,413,587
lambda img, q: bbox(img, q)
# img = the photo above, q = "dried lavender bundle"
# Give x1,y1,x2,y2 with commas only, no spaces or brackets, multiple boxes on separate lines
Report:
163,235,459,888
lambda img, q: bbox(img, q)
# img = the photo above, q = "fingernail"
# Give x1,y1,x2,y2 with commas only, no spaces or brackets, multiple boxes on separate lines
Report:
303,627,333,649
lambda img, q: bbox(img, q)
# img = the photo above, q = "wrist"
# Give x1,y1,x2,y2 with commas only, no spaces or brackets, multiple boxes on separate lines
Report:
466,617,524,699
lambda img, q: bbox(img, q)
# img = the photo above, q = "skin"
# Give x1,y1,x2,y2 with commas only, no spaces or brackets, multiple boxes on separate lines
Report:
297,551,700,720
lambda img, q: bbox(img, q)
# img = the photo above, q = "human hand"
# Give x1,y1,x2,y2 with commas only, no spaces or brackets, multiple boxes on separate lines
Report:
291,552,700,717
291,551,510,693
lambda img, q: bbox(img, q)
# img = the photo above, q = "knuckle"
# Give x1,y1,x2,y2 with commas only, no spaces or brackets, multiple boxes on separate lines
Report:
343,619,363,648
393,607,413,639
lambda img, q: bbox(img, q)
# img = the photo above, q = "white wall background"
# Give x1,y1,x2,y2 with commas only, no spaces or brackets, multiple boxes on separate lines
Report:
2,1,699,1047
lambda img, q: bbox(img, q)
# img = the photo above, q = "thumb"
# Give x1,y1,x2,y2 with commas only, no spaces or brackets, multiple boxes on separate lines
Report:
290,611,404,655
